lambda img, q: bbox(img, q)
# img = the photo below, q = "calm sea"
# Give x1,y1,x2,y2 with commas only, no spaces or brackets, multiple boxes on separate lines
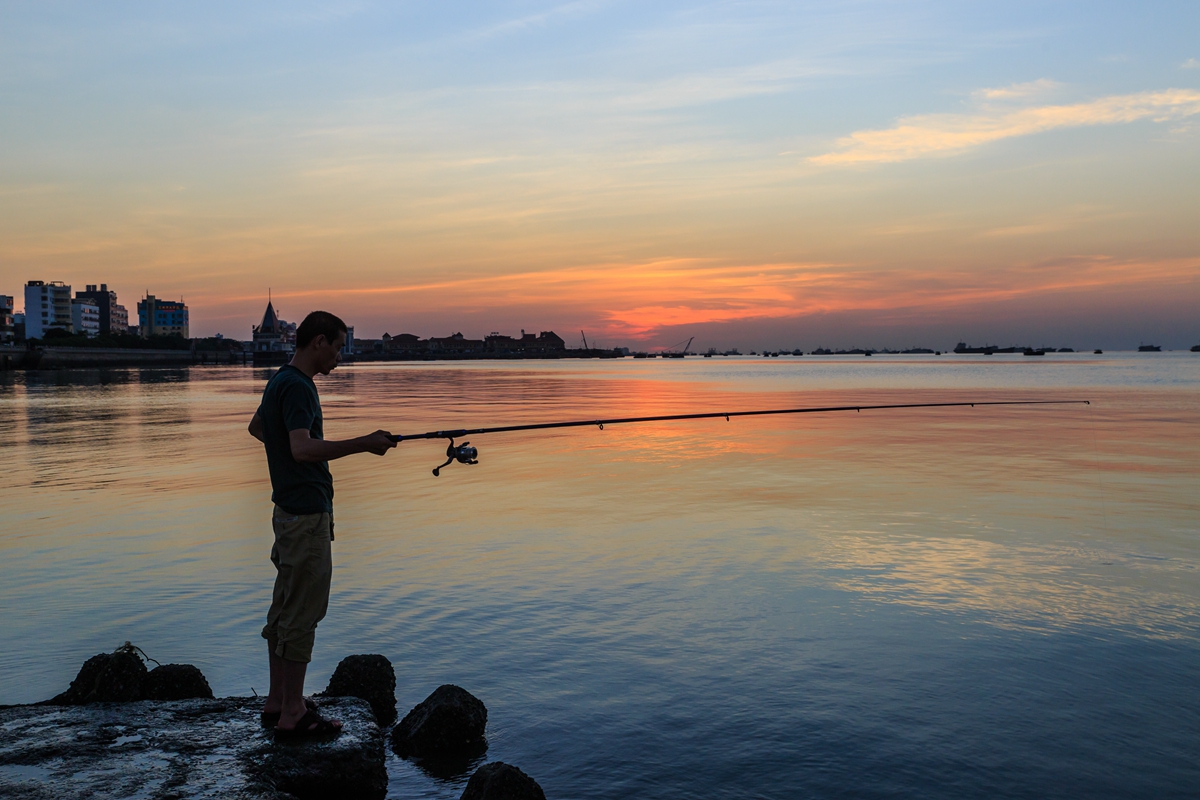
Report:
2,353,1198,799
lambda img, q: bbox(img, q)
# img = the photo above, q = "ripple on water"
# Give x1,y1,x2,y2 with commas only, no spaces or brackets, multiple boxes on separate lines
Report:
2,359,1199,799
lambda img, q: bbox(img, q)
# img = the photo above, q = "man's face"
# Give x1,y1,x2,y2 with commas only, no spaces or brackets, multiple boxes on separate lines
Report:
314,331,346,375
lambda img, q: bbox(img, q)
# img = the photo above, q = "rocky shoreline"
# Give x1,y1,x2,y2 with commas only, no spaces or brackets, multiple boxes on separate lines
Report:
0,645,545,800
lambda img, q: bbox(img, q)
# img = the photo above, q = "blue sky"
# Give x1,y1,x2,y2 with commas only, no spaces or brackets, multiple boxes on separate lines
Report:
2,2,1198,348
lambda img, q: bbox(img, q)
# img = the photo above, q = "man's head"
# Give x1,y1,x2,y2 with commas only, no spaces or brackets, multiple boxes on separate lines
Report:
295,311,347,375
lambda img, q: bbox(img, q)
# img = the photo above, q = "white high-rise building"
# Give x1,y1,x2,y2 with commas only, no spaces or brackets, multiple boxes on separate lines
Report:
24,280,73,338
72,298,100,337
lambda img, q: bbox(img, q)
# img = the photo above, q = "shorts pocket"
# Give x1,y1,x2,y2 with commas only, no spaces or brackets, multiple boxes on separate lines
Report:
272,510,301,531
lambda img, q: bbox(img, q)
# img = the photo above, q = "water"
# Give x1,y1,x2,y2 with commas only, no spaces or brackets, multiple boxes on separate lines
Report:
2,353,1198,798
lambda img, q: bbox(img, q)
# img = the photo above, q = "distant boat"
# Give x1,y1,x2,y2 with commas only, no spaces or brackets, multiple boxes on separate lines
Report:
1138,345,1162,352
1094,349,1103,354
1192,345,1200,352
1057,348,1074,353
1023,348,1045,356
954,342,1020,354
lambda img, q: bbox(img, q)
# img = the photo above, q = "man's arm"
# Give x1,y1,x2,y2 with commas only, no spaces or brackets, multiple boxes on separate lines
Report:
288,428,396,463
248,413,265,443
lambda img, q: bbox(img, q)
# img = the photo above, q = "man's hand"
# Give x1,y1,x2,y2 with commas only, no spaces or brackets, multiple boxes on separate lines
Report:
359,430,397,456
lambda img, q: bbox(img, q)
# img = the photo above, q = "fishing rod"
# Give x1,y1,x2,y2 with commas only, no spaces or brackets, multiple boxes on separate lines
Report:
386,399,1090,476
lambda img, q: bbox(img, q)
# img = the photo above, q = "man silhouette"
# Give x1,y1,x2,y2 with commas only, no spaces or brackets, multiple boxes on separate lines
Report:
248,310,396,736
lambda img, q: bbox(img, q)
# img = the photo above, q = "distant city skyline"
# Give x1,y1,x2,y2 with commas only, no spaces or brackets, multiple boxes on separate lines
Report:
3,275,1195,352
1,3,1197,350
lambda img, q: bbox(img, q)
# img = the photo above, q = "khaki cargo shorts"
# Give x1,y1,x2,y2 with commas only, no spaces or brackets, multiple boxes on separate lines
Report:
261,505,333,663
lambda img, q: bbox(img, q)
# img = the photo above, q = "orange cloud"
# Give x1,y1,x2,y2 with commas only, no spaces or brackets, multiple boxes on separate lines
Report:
812,88,1200,165
252,255,1199,341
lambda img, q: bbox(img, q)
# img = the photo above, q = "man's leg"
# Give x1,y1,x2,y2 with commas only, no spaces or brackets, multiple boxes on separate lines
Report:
264,641,282,714
265,640,322,717
275,652,316,730
263,508,340,732
263,641,286,714
263,529,287,716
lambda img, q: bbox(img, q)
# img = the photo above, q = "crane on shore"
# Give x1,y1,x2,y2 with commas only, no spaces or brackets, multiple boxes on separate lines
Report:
662,337,694,358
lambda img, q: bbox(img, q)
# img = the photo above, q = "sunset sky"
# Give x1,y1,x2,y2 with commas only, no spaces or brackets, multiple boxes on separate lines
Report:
2,1,1197,349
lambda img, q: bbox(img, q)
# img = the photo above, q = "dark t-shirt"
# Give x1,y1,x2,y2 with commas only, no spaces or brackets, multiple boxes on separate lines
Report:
257,365,333,515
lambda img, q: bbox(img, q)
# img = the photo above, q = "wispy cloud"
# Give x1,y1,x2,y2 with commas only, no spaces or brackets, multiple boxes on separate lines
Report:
812,88,1200,165
975,78,1060,100
1182,58,1200,69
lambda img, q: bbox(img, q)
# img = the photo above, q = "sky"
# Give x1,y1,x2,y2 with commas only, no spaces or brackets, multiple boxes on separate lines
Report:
1,1,1198,350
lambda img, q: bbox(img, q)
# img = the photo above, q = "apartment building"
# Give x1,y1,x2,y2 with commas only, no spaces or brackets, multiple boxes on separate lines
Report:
71,298,101,337
137,294,189,339
76,284,130,334
24,280,73,338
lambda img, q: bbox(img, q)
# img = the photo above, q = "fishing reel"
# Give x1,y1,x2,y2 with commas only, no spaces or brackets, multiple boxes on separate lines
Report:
432,439,478,477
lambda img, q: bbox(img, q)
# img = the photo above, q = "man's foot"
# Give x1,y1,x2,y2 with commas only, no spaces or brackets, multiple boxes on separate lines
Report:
260,697,318,727
274,708,343,739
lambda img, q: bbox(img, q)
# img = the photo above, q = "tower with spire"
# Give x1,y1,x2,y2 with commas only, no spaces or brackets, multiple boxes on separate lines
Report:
251,295,297,363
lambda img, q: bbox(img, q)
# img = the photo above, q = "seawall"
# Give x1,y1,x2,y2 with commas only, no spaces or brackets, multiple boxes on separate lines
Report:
0,346,249,370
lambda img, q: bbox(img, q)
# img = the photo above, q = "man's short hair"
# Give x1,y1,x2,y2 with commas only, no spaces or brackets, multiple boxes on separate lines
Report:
296,311,347,348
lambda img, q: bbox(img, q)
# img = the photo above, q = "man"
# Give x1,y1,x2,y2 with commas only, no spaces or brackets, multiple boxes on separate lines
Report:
248,310,396,736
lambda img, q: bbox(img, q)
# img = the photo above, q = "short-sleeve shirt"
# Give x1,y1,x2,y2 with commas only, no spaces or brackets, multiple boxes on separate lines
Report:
256,365,333,515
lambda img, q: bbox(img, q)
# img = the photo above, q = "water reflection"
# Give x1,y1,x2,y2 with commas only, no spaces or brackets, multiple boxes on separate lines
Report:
1,357,1198,798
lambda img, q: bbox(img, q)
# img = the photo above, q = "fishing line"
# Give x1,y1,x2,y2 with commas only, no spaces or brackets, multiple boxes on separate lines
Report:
387,399,1091,476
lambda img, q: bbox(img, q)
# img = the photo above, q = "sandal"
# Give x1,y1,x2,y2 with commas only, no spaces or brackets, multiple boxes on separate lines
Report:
260,697,319,728
274,708,342,740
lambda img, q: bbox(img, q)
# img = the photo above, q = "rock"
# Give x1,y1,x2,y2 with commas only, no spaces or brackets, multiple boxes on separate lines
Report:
48,646,148,705
145,664,214,701
46,645,211,706
460,762,547,800
320,654,396,726
47,652,111,704
392,685,487,760
245,698,387,799
0,696,385,799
